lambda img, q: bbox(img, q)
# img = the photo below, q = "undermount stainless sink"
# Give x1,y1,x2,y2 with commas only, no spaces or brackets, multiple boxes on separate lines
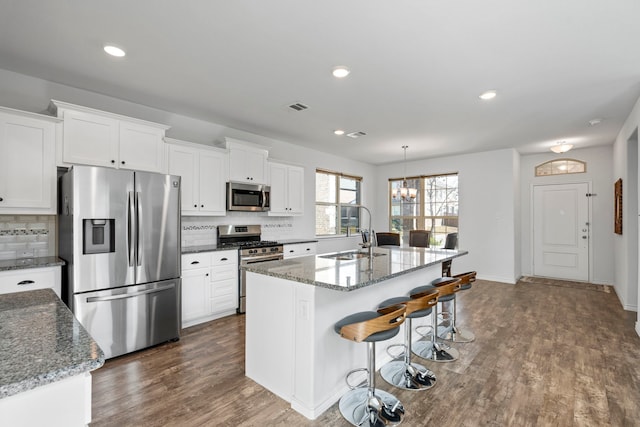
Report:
320,251,387,261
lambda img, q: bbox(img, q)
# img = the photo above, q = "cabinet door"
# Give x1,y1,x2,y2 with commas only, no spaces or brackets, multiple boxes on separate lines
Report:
61,109,119,167
286,165,305,215
168,144,199,214
119,121,165,173
229,145,267,184
198,150,226,215
181,268,211,326
268,162,288,215
0,113,56,212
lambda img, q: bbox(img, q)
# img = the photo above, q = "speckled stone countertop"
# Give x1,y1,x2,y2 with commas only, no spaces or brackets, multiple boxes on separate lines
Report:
0,289,105,399
277,239,319,245
0,256,65,272
182,244,231,254
181,239,319,254
243,246,468,291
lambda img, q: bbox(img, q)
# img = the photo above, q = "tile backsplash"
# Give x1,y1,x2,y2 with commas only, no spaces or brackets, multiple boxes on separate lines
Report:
181,216,296,248
0,215,56,260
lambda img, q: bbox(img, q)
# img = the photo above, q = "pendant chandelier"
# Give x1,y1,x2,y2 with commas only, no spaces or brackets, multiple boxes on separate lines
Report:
393,145,417,201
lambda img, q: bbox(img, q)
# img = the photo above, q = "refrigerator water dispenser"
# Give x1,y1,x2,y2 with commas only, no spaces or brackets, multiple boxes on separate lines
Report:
83,219,115,254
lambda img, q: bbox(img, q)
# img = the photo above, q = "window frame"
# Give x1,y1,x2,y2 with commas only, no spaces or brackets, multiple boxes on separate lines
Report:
389,172,459,247
315,168,363,237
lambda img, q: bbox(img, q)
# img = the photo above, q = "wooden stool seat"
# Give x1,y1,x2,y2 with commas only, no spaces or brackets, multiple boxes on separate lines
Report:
454,271,476,291
335,304,406,343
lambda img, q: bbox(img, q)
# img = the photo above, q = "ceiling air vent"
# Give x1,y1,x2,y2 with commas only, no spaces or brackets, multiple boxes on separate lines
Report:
346,131,367,138
288,102,309,112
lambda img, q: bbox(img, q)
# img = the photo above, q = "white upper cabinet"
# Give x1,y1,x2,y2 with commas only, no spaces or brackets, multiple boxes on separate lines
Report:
268,161,304,216
0,107,58,214
50,100,170,173
227,138,268,184
167,138,227,216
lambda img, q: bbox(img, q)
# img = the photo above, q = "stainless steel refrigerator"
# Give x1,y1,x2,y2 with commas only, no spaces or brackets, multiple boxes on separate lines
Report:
58,165,181,359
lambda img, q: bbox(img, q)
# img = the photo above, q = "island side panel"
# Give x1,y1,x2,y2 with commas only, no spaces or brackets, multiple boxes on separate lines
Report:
245,272,295,402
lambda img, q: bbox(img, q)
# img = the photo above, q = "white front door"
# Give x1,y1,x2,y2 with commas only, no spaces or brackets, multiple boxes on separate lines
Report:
533,183,590,281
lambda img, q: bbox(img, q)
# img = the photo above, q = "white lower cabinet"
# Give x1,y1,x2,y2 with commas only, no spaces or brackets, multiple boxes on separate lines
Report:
283,242,317,259
181,250,238,328
0,266,61,297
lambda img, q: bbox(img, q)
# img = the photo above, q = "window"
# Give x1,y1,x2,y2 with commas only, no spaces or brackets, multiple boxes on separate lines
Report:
316,169,362,236
535,158,586,176
389,173,458,247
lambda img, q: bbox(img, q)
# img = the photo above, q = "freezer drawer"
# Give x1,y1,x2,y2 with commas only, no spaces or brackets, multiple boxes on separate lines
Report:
73,279,181,359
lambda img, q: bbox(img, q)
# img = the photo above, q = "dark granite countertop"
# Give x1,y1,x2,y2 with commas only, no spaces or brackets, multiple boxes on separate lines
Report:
182,239,318,254
243,246,468,291
0,257,65,272
278,239,319,245
0,289,105,399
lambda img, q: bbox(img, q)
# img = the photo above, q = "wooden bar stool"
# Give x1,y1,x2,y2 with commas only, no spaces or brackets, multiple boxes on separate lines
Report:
377,288,439,391
410,277,461,362
439,271,477,343
334,304,407,427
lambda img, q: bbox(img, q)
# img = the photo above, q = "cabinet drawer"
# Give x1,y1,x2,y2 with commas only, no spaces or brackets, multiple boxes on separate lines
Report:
210,265,236,281
210,250,238,267
0,267,59,296
182,253,212,270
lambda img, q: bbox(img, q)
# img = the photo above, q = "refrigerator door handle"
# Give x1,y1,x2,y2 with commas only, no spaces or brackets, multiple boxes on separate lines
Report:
136,191,143,266
127,191,136,267
85,283,175,303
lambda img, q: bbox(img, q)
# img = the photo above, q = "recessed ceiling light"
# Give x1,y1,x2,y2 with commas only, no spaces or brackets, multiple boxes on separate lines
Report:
479,90,497,100
334,129,345,136
588,118,602,126
104,45,126,57
332,66,350,78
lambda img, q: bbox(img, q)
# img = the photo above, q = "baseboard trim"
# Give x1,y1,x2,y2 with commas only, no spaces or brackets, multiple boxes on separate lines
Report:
477,274,518,284
636,321,640,338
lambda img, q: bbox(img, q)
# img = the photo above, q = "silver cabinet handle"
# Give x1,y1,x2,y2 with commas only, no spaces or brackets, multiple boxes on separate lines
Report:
17,280,35,285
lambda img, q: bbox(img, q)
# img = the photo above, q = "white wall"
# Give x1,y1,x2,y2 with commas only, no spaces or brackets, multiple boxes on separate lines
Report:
612,94,640,318
519,146,614,286
374,149,520,284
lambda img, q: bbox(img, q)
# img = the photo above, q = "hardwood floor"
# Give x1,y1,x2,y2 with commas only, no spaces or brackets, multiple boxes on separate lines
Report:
91,279,640,426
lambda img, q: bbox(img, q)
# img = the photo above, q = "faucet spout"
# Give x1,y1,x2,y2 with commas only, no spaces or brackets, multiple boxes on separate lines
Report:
358,205,374,259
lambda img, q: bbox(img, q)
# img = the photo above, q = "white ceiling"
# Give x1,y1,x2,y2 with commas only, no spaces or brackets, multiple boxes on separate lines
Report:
1,1,639,165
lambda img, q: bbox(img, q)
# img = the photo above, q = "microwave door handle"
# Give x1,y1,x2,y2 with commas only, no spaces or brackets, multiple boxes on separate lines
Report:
127,192,135,266
261,191,267,209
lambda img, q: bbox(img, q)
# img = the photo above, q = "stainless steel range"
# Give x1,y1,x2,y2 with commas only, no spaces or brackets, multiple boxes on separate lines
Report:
217,225,283,313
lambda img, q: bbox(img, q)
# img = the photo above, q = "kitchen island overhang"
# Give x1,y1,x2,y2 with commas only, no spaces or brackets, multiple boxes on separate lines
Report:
243,246,468,419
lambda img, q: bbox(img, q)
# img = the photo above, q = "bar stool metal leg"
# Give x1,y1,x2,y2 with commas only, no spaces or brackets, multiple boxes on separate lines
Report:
413,300,459,362
439,297,475,343
380,318,437,391
339,342,405,426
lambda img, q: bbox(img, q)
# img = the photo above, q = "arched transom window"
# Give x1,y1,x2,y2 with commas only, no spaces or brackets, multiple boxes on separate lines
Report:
535,159,586,177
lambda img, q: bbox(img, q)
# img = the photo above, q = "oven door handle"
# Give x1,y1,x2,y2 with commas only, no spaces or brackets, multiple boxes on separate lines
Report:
242,255,283,264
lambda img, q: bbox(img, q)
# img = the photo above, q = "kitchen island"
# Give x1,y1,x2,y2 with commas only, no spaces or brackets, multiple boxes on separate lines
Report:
0,289,104,426
243,246,467,419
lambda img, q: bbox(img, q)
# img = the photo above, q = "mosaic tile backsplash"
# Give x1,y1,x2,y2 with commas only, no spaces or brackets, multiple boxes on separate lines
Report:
181,216,297,248
0,216,56,260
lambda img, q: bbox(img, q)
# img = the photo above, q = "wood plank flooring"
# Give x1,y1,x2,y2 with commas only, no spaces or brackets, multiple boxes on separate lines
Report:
91,279,640,426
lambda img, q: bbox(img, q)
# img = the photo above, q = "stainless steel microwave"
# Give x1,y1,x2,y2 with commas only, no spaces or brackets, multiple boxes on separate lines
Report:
227,182,270,212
